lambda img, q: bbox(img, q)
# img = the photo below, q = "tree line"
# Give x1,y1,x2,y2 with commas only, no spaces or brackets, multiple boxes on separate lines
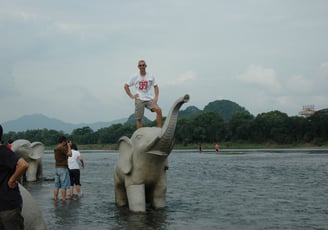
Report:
3,109,328,147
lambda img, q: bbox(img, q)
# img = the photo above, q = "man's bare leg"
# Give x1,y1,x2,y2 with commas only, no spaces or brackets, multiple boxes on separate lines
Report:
61,189,67,201
153,107,162,128
136,119,142,129
54,188,59,201
70,186,74,198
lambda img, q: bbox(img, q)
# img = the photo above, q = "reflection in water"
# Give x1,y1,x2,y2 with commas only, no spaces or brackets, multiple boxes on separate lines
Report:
113,207,168,230
53,200,81,227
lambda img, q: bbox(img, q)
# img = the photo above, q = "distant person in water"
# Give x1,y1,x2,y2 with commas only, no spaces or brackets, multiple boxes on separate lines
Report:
68,143,84,199
124,59,162,129
215,143,219,153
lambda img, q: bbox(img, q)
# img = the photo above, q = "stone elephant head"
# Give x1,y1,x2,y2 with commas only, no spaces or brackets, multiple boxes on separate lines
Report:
12,139,44,182
114,94,189,212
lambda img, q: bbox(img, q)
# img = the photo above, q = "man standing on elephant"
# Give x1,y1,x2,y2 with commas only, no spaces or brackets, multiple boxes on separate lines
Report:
53,136,72,202
124,59,163,129
0,124,29,230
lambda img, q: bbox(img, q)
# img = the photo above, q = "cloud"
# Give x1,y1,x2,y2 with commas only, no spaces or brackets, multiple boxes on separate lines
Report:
238,64,282,93
235,62,328,116
0,5,39,22
285,75,315,94
320,62,328,77
0,61,19,97
1,1,327,124
285,63,328,96
162,71,197,86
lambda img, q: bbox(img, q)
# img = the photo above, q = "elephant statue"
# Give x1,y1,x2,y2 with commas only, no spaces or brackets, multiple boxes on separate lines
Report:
114,94,190,212
20,184,47,229
12,139,44,182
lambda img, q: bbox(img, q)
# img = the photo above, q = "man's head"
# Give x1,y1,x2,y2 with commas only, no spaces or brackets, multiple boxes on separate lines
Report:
138,60,147,69
58,136,68,144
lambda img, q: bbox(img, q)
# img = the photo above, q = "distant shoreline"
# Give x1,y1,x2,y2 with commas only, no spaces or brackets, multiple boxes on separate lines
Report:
45,142,328,151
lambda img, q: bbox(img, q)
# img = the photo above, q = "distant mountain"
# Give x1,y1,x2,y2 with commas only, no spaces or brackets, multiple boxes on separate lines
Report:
125,114,151,125
178,105,202,118
1,99,251,133
88,118,128,131
2,114,127,133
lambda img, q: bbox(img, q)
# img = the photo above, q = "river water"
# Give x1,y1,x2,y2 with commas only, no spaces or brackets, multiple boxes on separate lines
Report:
24,149,328,230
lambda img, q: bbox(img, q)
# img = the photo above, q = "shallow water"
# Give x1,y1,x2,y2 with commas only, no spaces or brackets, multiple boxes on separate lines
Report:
25,149,328,229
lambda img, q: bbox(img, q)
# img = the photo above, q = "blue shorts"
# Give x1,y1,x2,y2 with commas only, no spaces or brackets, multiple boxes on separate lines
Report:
54,168,70,189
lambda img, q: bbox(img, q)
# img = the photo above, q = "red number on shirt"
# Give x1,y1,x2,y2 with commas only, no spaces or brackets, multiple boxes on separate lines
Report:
139,81,148,90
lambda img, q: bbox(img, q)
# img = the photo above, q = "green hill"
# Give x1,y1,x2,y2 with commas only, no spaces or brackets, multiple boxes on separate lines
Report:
178,100,250,122
203,100,251,122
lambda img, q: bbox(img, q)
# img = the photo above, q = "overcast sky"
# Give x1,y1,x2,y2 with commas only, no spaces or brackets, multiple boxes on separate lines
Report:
1,0,327,124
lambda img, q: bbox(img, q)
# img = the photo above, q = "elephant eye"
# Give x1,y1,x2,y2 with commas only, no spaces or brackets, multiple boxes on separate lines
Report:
135,134,143,140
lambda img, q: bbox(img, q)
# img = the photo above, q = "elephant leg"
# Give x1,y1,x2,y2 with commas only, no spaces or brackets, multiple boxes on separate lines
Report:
127,184,146,212
152,174,167,209
152,188,166,209
115,182,128,207
26,162,37,182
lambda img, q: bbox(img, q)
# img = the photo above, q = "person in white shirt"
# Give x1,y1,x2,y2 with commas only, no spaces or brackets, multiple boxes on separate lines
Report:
124,60,163,129
68,143,84,199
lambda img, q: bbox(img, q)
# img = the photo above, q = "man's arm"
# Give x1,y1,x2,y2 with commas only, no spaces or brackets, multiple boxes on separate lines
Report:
124,83,139,99
8,158,29,188
66,143,72,157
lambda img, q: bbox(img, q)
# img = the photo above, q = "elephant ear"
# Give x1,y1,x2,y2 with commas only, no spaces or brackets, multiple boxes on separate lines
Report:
30,142,44,160
12,139,32,160
117,136,133,174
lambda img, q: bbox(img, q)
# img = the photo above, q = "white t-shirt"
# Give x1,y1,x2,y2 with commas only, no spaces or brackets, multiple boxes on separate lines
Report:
126,73,157,101
68,149,81,170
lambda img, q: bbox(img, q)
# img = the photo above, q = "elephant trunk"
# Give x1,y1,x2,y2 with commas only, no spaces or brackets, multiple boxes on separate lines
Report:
153,94,189,153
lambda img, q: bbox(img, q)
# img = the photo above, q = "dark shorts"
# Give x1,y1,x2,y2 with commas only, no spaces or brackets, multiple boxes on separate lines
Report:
0,207,24,230
69,169,81,186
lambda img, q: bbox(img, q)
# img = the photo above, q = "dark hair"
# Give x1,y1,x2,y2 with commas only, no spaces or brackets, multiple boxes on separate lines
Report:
58,136,67,143
71,143,78,150
0,124,3,139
